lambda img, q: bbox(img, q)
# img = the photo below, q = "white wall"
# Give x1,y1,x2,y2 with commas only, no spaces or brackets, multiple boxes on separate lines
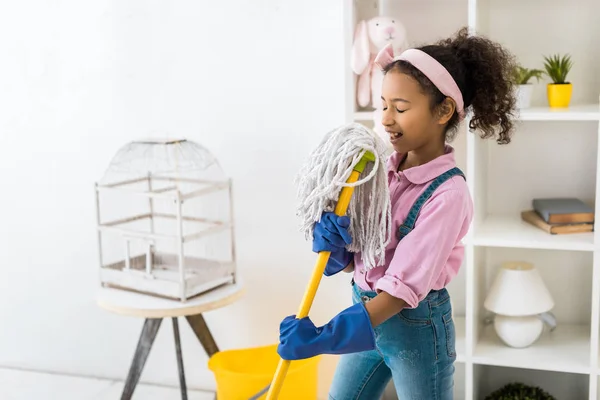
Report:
0,1,354,398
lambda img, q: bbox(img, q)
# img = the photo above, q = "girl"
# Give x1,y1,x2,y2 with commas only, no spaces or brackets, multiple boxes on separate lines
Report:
277,27,517,399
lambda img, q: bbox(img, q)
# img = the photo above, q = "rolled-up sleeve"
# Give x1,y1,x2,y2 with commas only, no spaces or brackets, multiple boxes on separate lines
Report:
375,189,471,309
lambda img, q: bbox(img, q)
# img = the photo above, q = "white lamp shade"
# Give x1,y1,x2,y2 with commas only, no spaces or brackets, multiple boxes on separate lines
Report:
484,261,554,316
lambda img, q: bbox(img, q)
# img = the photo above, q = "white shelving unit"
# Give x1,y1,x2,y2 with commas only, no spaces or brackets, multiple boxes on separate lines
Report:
344,0,600,398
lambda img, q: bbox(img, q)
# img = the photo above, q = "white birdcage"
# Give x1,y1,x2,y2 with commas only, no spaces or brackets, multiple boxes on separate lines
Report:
94,138,236,301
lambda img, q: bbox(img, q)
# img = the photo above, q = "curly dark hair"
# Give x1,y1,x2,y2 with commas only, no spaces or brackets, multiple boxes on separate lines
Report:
384,27,517,144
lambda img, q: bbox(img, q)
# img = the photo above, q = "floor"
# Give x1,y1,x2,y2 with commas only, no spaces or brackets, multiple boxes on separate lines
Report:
0,367,215,400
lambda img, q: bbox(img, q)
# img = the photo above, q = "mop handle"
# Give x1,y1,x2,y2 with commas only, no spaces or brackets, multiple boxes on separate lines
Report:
266,152,375,400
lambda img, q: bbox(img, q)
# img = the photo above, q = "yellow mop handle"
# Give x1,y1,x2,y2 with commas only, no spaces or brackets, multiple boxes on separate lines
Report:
266,151,375,400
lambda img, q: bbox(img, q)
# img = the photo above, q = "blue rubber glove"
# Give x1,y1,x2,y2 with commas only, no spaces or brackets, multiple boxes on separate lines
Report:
276,302,376,360
313,212,353,276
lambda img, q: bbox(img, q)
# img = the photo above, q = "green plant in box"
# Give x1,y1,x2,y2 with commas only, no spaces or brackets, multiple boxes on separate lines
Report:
543,53,573,108
512,65,544,108
484,382,557,400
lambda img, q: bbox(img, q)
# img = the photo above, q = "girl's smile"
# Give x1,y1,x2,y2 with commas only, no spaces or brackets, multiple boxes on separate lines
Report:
387,130,403,145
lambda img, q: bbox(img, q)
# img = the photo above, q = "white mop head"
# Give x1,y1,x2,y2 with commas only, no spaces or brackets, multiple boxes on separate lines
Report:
295,122,392,270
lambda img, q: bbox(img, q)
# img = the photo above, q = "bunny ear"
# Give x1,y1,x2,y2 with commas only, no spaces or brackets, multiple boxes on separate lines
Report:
374,43,395,70
350,20,369,74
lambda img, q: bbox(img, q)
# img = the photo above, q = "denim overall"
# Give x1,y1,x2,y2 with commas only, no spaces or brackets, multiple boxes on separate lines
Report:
329,167,464,400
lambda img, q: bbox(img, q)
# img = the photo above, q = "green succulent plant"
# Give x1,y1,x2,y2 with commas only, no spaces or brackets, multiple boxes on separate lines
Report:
543,54,573,84
484,382,557,400
512,65,544,85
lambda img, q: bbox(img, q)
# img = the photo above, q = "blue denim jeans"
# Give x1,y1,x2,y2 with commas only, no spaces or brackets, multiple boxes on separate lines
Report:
328,281,456,400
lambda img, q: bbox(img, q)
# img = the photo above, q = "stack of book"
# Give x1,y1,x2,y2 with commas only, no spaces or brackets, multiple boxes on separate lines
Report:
521,197,595,234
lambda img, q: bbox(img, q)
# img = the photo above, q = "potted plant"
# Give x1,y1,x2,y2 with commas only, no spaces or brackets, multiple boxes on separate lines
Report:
543,53,573,108
512,65,544,108
484,382,556,400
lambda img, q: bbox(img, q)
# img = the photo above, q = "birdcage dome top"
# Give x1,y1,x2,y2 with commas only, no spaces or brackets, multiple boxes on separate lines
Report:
98,138,226,185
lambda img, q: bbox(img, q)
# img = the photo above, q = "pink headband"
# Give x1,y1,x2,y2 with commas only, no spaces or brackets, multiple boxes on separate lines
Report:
374,44,466,121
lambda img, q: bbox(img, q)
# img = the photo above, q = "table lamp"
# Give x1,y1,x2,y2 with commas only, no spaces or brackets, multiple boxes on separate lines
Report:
484,261,554,348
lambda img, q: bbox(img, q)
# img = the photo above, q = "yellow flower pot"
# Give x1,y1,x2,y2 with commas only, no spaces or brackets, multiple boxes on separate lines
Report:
547,83,572,108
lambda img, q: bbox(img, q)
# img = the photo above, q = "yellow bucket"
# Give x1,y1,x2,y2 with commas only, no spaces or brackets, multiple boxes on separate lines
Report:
208,344,320,400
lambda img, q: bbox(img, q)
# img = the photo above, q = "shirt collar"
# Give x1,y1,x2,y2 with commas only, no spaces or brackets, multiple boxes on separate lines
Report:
386,145,457,184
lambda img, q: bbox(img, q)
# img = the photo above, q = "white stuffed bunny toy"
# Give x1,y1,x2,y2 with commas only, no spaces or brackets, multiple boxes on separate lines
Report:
351,17,409,142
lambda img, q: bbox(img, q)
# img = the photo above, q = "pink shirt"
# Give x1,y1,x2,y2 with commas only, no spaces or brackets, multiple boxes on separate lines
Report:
353,145,473,309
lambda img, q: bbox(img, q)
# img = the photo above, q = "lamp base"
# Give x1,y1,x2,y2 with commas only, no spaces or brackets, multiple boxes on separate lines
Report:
493,315,543,348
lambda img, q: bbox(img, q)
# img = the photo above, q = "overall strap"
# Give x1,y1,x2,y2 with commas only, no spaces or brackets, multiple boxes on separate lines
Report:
397,167,465,240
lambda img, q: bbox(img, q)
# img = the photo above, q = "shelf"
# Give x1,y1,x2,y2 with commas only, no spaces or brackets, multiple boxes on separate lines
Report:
471,215,595,252
354,104,600,123
475,365,590,400
473,323,591,374
343,0,600,396
517,104,600,121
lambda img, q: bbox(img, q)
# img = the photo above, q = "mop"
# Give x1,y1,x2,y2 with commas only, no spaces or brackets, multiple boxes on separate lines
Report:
260,122,392,399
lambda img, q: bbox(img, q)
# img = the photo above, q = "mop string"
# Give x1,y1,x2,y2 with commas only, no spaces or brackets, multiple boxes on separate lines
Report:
295,123,392,271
